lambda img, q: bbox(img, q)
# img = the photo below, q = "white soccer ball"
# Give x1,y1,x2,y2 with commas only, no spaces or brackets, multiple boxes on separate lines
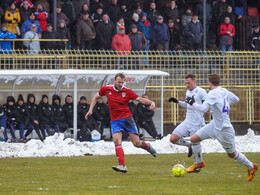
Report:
172,164,186,177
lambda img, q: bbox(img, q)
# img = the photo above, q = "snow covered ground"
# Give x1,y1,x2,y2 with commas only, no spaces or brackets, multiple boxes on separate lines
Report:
0,129,259,158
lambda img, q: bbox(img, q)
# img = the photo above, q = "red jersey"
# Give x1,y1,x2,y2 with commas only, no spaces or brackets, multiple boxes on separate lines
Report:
98,84,139,121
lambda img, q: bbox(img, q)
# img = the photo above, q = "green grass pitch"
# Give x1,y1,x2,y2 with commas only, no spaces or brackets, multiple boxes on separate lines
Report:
0,153,259,194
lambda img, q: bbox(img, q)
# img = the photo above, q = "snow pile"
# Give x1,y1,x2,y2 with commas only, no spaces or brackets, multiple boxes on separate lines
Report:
0,129,259,158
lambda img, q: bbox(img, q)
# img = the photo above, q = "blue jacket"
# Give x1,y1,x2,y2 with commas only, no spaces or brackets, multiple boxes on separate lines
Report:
152,22,170,44
21,19,42,38
0,31,16,53
139,13,152,40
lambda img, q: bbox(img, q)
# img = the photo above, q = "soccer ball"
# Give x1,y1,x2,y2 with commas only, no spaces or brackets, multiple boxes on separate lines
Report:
172,164,186,177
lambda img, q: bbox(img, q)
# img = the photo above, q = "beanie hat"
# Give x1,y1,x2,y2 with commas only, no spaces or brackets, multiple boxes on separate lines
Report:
80,96,86,101
18,94,24,102
132,13,139,19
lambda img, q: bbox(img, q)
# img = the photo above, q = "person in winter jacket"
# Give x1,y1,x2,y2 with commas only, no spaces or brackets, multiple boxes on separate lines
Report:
73,0,90,16
218,16,235,52
38,95,53,136
152,15,170,51
127,13,139,34
194,0,212,26
16,94,32,141
0,23,17,54
95,14,116,50
248,25,260,51
23,23,40,55
112,25,131,55
116,16,125,34
24,94,44,141
57,20,71,49
128,24,146,51
42,23,61,50
52,94,68,133
34,2,49,32
49,4,70,27
119,1,131,28
4,3,21,35
3,96,17,142
91,4,104,27
147,1,161,27
0,104,6,135
58,0,76,22
21,12,42,38
19,1,33,26
164,0,180,28
168,19,180,51
62,95,73,128
181,7,193,28
138,12,152,51
106,0,121,24
137,94,161,139
14,0,34,9
183,14,203,50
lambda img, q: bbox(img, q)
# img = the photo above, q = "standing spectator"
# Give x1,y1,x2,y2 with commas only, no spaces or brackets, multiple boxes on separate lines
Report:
139,12,152,51
14,0,34,8
23,23,40,55
90,0,105,15
220,5,237,27
5,3,21,35
72,0,90,16
218,16,235,52
183,14,203,50
133,6,143,19
96,14,116,50
128,24,146,51
106,0,121,24
194,0,212,30
127,13,139,34
119,1,131,27
168,19,180,51
76,10,96,50
19,1,33,25
63,95,73,128
77,3,90,20
248,25,260,51
116,16,125,34
38,94,53,137
24,94,44,141
0,24,17,54
34,0,50,13
181,7,193,29
213,0,228,27
147,1,161,27
3,96,17,142
21,12,42,38
52,94,68,133
152,15,170,51
0,7,4,27
42,23,61,50
57,20,71,49
58,0,76,23
91,4,104,27
93,97,110,139
49,4,70,27
34,2,49,32
164,0,180,29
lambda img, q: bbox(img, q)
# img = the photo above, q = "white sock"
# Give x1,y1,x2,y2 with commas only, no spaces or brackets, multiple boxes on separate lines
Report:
234,151,254,170
176,138,191,147
192,143,203,164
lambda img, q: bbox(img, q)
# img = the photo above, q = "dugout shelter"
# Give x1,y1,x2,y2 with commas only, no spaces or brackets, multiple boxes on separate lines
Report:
0,70,169,140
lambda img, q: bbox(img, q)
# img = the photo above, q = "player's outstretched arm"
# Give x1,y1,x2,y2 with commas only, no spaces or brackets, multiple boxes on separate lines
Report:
85,94,99,120
137,97,155,111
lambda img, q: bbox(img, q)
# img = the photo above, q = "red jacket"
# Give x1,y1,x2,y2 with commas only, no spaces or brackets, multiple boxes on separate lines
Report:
218,23,235,45
111,33,132,55
34,9,49,32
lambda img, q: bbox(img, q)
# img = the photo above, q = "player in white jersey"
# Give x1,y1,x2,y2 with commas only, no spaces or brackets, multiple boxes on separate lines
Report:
186,73,258,181
169,74,207,172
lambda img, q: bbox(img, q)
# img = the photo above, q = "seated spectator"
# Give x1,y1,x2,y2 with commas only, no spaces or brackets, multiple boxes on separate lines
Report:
38,95,53,137
23,23,41,55
127,13,139,34
168,19,180,51
138,12,152,51
147,1,161,27
181,7,193,29
57,20,71,50
183,14,203,50
14,0,34,8
128,24,146,51
4,3,21,36
152,15,170,51
21,12,42,38
3,96,17,142
165,0,180,29
50,4,70,27
93,97,110,139
16,94,33,142
116,16,125,34
19,1,33,25
34,0,50,13
0,23,17,54
91,4,104,27
52,94,68,133
62,95,73,128
96,14,116,50
34,2,49,32
218,16,235,52
42,23,61,50
24,94,44,141
76,10,96,50
248,25,260,51
58,0,76,23
106,0,121,23
137,94,161,140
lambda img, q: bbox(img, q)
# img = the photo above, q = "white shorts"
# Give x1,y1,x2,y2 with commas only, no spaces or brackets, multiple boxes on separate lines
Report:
196,122,236,154
173,120,203,138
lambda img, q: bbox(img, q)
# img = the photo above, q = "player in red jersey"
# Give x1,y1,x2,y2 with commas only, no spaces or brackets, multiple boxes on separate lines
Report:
85,73,157,173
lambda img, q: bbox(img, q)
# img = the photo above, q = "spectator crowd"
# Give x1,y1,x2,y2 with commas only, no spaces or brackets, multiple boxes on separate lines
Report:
0,0,259,53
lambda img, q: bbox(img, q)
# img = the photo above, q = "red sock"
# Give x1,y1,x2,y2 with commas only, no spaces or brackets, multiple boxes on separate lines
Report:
140,140,151,151
115,144,125,166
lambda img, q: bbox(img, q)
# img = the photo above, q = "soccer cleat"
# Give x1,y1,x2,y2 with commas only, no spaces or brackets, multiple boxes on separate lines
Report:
112,165,128,173
247,163,258,182
188,145,193,158
147,143,157,157
186,162,205,173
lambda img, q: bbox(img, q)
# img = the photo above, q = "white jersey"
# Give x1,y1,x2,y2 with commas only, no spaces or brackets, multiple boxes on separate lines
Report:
205,86,239,130
179,86,207,126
